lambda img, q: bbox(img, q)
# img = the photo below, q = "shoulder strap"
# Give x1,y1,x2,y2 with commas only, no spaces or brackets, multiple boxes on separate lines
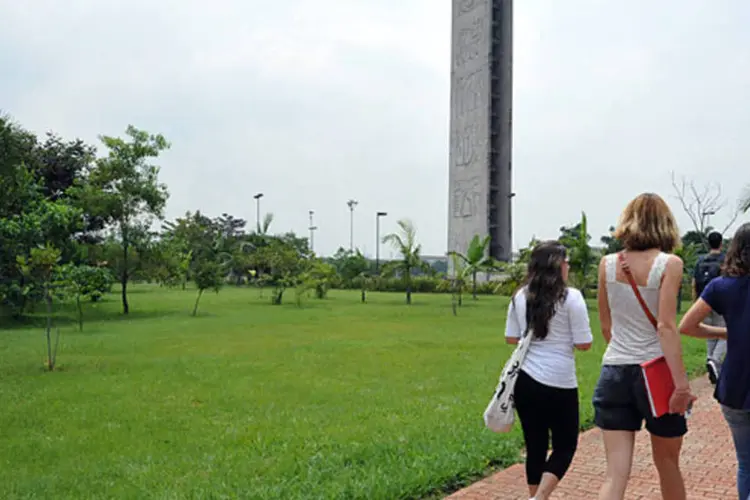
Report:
617,252,658,329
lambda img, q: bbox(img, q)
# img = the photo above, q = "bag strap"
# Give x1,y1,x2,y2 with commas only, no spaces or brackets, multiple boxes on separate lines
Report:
617,252,658,329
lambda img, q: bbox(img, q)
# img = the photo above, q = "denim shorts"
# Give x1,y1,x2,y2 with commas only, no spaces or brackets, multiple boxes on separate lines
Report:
593,364,687,438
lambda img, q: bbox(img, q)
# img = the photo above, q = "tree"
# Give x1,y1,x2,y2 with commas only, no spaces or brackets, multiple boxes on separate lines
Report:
330,247,369,287
191,259,226,316
671,172,742,248
495,237,539,296
257,212,274,235
449,252,470,315
559,212,594,297
298,260,337,301
56,264,113,331
17,245,62,370
448,234,499,300
255,238,308,305
600,226,623,254
74,126,170,314
382,219,431,305
0,163,82,315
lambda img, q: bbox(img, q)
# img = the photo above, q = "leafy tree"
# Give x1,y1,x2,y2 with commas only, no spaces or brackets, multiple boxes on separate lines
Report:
56,264,113,331
559,212,594,297
17,245,63,370
382,219,431,305
495,237,539,296
74,126,170,314
255,238,308,305
298,260,337,300
0,164,82,315
192,259,226,316
162,211,232,315
330,247,369,286
600,226,623,254
448,234,499,300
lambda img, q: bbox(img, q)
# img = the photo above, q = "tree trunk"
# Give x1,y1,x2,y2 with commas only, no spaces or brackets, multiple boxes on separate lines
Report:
472,271,478,300
405,270,412,305
452,291,458,316
192,289,203,316
76,295,83,332
361,289,366,303
121,238,130,315
45,288,53,371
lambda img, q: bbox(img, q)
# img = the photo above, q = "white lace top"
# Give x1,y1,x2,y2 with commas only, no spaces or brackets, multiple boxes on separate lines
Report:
601,252,670,365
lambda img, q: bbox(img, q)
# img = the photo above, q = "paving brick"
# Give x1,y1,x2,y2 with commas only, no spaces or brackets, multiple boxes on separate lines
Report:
448,377,735,499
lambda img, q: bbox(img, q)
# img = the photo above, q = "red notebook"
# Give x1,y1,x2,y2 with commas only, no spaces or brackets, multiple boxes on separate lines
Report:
641,356,674,418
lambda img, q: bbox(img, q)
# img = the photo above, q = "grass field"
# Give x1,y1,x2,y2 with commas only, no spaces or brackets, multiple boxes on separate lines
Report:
0,286,707,499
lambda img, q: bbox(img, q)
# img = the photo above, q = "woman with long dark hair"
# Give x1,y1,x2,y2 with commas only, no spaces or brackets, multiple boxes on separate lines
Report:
505,240,593,500
680,222,750,499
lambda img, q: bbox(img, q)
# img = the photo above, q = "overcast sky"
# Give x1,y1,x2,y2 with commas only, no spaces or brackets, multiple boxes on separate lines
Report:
2,1,749,258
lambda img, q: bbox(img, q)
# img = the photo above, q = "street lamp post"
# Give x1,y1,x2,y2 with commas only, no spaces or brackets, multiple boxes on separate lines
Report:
253,193,264,232
376,211,387,273
347,200,358,251
309,210,318,253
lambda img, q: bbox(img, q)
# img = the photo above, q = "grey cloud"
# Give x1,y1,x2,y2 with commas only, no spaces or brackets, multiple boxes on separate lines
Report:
1,1,748,258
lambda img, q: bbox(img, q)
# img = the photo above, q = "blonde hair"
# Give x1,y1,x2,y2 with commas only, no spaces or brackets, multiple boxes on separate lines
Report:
614,193,681,252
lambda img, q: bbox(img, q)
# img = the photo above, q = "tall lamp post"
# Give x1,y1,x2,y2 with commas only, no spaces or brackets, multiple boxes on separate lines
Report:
376,211,387,273
253,193,264,232
347,199,358,251
309,210,318,253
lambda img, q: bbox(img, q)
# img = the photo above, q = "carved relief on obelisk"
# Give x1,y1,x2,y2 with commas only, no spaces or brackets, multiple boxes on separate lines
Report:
448,0,491,263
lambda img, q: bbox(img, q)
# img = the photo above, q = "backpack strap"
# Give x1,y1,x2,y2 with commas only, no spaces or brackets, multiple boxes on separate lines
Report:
618,252,658,329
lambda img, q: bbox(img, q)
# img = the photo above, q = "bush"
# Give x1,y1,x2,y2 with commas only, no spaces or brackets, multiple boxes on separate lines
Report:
338,275,503,296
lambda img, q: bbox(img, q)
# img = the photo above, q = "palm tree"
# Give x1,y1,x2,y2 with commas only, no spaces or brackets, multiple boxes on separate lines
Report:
257,213,274,235
382,219,430,305
449,252,469,315
448,234,499,300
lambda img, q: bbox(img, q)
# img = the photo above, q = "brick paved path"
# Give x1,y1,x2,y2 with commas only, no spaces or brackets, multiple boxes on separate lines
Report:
449,377,736,499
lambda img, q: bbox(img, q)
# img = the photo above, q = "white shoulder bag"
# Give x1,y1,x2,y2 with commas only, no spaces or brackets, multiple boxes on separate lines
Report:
483,304,532,433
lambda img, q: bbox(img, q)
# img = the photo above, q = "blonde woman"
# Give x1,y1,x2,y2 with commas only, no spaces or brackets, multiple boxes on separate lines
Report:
593,193,696,500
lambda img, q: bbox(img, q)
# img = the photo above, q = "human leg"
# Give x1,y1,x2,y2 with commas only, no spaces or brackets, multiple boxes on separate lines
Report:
721,405,750,500
592,366,642,500
598,430,635,500
514,371,550,497
650,434,686,500
534,387,579,500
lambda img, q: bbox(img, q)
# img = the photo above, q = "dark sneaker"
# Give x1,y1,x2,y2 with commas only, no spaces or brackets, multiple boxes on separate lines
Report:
707,359,719,385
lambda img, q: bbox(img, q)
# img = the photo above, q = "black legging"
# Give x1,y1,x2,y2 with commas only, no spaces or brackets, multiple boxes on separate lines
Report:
514,370,580,485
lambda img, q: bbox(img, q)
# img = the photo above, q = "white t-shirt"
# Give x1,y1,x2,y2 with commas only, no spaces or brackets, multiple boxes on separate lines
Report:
505,287,593,389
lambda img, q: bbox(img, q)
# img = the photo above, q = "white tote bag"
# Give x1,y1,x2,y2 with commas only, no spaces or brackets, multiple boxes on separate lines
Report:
483,308,532,433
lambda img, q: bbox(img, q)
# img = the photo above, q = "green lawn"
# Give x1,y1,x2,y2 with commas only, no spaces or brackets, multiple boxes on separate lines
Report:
0,286,707,500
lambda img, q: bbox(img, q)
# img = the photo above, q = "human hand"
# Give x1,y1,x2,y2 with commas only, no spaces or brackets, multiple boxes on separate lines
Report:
669,387,697,415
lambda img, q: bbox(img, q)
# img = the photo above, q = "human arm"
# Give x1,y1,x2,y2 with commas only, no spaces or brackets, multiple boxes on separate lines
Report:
597,256,612,344
657,255,695,413
505,295,522,345
679,280,728,339
568,289,593,351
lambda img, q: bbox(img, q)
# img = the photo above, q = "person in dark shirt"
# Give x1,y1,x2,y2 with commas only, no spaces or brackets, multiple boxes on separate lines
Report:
680,222,750,499
692,231,726,384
